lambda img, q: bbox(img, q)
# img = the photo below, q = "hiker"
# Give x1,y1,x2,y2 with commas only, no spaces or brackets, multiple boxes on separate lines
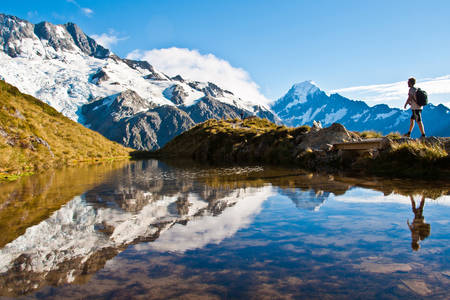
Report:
403,77,426,138
407,195,430,251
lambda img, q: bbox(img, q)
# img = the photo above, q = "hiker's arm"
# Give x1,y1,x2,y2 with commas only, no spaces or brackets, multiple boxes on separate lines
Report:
403,97,409,109
404,97,411,109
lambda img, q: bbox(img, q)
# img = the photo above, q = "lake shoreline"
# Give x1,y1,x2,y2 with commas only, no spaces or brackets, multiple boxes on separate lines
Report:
132,118,450,180
0,156,131,183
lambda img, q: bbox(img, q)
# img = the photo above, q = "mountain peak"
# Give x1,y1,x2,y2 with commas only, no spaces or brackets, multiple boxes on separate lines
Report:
0,14,109,58
279,80,321,105
291,80,320,95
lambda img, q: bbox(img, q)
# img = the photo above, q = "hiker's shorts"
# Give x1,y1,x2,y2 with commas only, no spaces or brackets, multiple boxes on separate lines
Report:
411,110,422,122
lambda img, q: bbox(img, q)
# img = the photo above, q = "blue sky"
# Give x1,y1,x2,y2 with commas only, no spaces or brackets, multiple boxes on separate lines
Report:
3,0,450,106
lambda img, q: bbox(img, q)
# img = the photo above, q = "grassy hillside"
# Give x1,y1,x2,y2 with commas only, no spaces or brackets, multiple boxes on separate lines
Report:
0,80,131,179
147,118,449,179
150,117,310,163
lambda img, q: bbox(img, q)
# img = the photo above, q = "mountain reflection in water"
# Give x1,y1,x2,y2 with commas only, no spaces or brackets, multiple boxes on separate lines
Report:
0,160,449,299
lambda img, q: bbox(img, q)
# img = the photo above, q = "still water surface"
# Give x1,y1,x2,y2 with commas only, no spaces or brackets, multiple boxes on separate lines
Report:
0,160,449,299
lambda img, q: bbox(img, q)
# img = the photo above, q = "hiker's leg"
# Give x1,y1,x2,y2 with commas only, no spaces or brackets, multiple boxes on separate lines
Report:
410,195,417,213
409,118,414,133
418,121,425,136
419,196,425,210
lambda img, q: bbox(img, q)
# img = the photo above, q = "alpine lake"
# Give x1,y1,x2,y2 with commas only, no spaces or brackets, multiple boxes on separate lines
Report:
0,159,449,299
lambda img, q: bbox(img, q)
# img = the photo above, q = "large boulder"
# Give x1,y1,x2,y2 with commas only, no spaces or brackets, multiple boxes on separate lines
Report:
297,123,361,151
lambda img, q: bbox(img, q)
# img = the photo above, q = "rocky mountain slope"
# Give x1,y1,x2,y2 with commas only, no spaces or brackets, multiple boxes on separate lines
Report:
0,80,130,177
272,81,450,137
0,13,278,150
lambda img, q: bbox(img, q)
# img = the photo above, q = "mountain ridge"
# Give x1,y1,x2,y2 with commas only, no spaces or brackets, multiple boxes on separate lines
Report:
0,13,279,150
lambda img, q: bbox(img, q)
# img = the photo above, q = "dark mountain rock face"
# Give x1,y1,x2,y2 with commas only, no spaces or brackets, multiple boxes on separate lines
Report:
90,69,109,85
183,96,246,123
82,91,194,150
34,21,75,53
64,22,110,59
272,81,450,137
203,82,225,98
0,13,109,58
171,75,185,82
123,58,169,80
0,14,36,57
163,84,189,105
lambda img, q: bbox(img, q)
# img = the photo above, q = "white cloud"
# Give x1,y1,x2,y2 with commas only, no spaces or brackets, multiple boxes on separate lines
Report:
66,0,94,17
27,11,38,19
331,75,450,108
81,7,94,17
127,47,271,105
91,31,127,49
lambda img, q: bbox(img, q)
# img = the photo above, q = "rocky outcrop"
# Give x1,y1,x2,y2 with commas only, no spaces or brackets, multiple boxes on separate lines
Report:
90,68,109,85
0,14,109,58
171,75,185,82
187,81,233,98
297,123,361,151
163,84,189,105
64,22,110,58
0,14,36,57
203,82,225,98
34,21,76,53
122,58,169,80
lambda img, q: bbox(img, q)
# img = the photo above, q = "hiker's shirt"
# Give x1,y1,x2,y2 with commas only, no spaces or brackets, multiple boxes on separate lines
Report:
409,87,421,110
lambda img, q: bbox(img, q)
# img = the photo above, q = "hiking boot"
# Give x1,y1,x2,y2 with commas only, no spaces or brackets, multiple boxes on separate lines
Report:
421,134,426,139
403,132,411,138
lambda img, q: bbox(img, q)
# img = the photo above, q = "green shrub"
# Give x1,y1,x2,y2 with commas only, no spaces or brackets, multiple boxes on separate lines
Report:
360,130,383,139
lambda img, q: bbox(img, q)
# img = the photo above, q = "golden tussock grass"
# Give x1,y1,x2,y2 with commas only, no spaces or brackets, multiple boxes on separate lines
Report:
0,80,132,179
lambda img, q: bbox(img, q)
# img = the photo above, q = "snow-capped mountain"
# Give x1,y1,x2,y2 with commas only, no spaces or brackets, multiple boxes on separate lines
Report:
0,13,278,150
272,81,450,137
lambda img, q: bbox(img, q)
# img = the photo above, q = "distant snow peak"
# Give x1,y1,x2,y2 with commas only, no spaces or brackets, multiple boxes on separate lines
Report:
281,80,321,110
291,80,320,98
292,80,319,93
272,80,450,137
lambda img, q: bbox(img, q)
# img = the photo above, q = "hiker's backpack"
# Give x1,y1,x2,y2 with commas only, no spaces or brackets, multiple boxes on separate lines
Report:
415,88,428,106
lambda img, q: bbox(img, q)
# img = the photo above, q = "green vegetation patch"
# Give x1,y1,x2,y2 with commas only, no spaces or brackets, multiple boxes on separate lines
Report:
152,118,310,165
369,140,449,178
0,80,131,180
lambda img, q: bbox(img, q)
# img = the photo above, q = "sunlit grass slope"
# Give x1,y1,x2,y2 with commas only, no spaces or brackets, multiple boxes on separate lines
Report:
0,80,131,179
153,117,310,164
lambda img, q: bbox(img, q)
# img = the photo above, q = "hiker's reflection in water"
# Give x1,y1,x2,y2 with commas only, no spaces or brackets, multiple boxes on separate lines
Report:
407,195,431,251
